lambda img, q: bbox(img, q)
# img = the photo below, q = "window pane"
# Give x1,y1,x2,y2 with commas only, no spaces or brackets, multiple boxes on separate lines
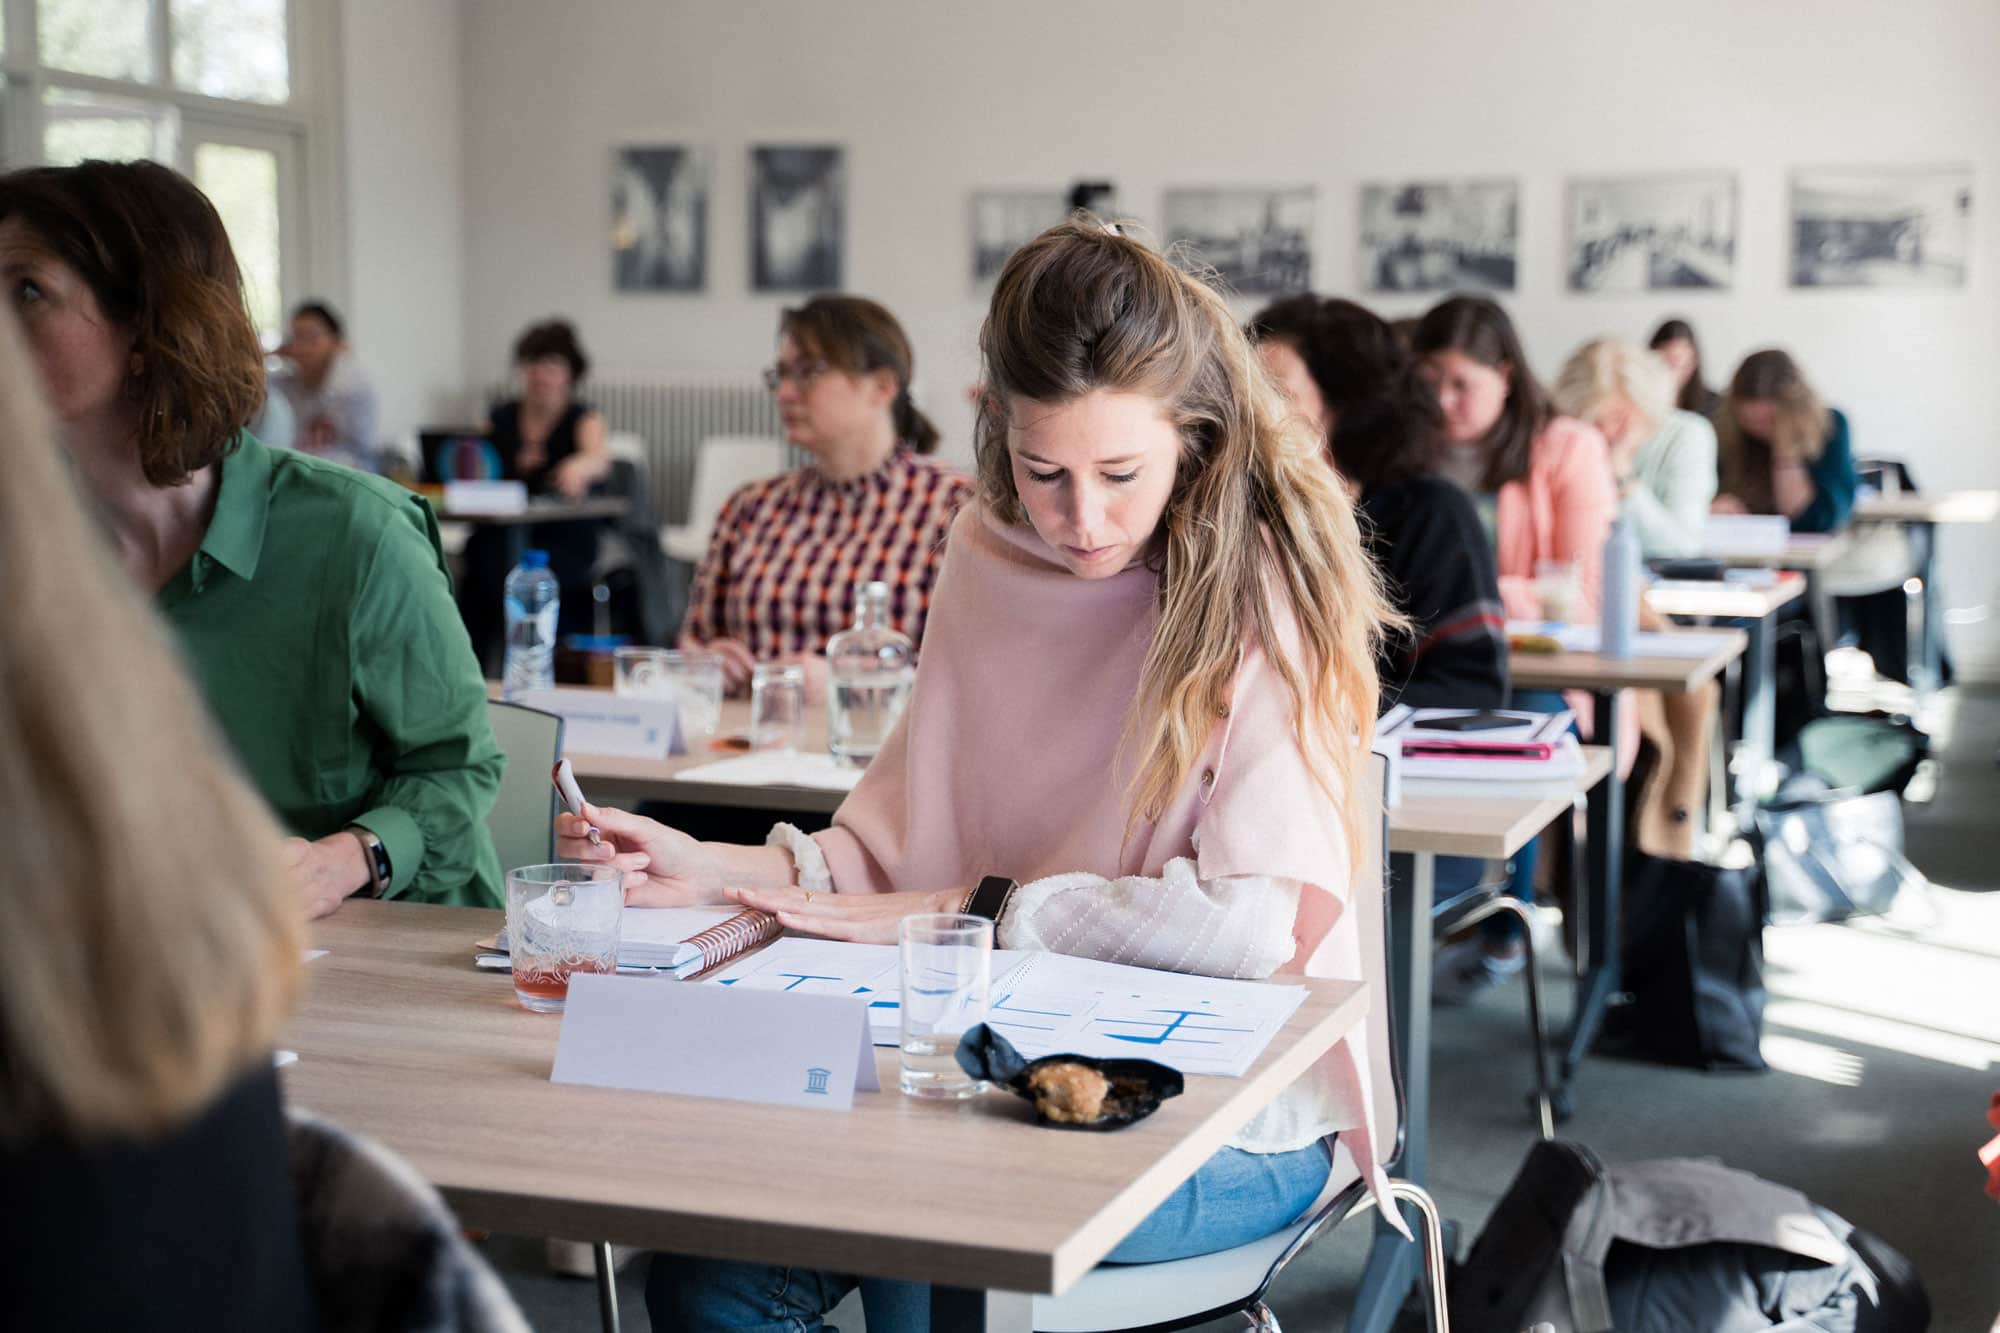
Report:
39,0,157,82
172,0,289,103
193,141,281,338
42,89,177,166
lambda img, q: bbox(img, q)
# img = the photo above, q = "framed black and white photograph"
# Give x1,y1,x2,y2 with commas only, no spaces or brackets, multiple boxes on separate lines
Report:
1162,187,1314,296
1359,180,1518,294
1790,167,1973,288
750,145,844,292
611,145,708,293
1566,173,1736,293
971,190,1067,282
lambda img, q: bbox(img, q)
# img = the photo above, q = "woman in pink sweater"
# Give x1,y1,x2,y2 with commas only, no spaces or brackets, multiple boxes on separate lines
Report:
560,220,1402,1331
1412,296,1618,999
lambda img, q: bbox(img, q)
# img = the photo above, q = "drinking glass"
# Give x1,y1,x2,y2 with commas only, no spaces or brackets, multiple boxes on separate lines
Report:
613,646,672,698
750,663,806,752
663,651,725,739
505,863,623,1013
1533,559,1580,623
898,913,993,1099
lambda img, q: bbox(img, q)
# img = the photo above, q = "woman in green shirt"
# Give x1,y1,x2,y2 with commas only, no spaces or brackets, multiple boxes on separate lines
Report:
0,160,503,912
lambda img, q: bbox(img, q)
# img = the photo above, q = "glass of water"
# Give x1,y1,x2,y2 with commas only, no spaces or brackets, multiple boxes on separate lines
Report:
749,662,806,752
613,646,671,697
504,863,623,1013
898,913,992,1099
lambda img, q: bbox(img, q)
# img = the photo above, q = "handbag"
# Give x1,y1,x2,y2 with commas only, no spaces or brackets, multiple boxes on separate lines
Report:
1757,786,1926,925
1609,849,1767,1071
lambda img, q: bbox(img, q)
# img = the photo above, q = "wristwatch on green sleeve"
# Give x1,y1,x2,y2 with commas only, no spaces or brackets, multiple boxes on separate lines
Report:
348,826,391,899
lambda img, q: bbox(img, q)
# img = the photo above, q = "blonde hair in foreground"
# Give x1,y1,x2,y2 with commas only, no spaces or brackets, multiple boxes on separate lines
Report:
975,219,1401,856
0,311,301,1142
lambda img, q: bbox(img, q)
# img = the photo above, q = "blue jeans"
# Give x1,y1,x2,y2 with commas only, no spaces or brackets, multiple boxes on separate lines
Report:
644,1140,1333,1332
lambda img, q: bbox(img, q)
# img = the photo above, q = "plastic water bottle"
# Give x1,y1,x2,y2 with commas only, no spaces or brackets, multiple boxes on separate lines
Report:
826,581,914,768
1600,514,1639,659
502,549,560,698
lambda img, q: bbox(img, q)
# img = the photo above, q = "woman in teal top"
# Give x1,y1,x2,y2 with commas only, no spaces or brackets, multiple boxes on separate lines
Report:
0,160,502,912
1713,349,1858,534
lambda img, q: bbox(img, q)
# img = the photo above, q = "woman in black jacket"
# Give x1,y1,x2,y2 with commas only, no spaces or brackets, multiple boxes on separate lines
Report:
1251,295,1508,711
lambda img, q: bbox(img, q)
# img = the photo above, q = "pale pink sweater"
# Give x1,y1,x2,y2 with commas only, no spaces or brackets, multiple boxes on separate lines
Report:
812,502,1390,1205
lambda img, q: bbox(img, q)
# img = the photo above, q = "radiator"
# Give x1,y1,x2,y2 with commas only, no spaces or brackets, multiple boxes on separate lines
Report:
485,375,791,524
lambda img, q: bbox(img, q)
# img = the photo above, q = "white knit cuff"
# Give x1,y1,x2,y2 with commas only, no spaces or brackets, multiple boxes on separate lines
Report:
765,823,834,893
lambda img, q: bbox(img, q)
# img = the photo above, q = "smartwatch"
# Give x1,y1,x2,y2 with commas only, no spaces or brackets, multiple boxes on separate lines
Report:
348,826,392,898
961,875,1017,923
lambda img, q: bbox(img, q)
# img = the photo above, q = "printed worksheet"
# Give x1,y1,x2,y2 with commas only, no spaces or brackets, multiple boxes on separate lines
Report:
704,940,1307,1077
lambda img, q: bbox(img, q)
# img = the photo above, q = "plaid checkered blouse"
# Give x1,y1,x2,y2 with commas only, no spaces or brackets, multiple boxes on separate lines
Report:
682,448,975,659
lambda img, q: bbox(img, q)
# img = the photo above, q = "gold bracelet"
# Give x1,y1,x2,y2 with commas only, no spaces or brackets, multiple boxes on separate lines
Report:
958,886,980,915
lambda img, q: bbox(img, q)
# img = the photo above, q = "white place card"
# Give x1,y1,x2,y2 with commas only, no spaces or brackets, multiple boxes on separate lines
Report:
550,972,880,1110
512,687,683,758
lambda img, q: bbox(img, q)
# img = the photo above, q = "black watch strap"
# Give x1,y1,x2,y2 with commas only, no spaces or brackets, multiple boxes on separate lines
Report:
965,875,1017,923
349,826,392,898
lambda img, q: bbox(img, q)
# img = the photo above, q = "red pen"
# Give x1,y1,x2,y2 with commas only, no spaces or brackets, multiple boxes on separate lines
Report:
551,759,601,847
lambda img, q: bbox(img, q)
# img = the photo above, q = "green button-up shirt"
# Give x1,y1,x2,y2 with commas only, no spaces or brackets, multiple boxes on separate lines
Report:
158,433,503,905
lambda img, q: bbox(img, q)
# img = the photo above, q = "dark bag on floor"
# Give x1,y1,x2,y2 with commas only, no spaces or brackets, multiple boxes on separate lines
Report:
1609,850,1767,1071
1448,1140,1931,1333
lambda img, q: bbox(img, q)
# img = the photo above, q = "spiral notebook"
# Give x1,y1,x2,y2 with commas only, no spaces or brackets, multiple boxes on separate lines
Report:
483,905,782,978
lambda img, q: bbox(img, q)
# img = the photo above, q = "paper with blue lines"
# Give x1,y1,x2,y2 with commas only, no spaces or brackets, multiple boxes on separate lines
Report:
705,939,1306,1077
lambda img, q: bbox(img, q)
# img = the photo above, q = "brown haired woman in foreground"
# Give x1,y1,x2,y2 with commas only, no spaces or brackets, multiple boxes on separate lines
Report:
0,308,311,1328
564,221,1402,1330
0,159,502,910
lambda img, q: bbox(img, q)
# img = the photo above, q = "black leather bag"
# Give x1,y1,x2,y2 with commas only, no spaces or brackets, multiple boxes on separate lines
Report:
1609,850,1768,1071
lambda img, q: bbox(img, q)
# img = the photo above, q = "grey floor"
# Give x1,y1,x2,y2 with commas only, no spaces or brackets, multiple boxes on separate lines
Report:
484,683,2000,1332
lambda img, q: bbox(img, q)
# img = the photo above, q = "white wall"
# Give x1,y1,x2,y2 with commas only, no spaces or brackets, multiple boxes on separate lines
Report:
453,0,2000,674
338,0,467,442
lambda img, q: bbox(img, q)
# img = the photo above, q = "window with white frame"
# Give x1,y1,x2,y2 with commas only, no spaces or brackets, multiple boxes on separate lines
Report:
0,0,334,343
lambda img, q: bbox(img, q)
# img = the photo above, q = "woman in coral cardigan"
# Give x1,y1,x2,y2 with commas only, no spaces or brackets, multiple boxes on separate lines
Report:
560,220,1402,1332
1411,295,1618,999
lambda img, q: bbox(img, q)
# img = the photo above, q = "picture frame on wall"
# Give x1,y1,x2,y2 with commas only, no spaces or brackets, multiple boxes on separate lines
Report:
1566,172,1737,293
1162,186,1315,296
611,145,708,293
971,190,1067,283
1789,166,1972,288
1358,180,1518,294
750,145,845,292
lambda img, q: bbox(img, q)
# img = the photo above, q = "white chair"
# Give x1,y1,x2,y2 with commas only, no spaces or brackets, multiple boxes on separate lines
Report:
1032,755,1452,1333
660,435,786,565
606,430,647,465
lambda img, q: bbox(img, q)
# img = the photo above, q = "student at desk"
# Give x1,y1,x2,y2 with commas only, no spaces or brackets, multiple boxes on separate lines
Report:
0,160,503,912
1713,348,1859,534
562,220,1404,1333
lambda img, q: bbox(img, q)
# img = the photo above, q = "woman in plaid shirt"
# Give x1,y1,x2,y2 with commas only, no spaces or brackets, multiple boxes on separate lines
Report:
680,296,973,694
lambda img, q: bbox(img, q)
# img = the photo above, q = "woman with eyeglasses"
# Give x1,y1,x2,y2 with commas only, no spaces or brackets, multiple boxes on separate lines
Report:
680,296,974,695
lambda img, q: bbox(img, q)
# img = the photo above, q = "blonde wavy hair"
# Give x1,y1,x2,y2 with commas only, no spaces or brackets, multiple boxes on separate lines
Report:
975,219,1400,853
1550,336,1676,428
0,311,301,1142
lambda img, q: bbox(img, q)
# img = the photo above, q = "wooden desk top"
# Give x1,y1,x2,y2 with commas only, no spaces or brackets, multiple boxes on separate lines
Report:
1853,489,1999,525
1509,627,1744,694
440,497,631,526
285,901,1366,1296
1708,533,1849,571
1388,744,1612,860
1645,571,1808,621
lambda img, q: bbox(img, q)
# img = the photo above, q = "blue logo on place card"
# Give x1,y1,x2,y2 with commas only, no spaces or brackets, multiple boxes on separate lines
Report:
804,1067,831,1095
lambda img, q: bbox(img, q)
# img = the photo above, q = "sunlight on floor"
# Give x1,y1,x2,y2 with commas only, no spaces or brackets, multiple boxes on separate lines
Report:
1760,1033,1866,1087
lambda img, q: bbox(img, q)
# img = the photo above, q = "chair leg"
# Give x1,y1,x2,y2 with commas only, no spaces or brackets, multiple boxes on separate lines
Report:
593,1241,621,1333
1385,1181,1452,1333
1486,897,1556,1141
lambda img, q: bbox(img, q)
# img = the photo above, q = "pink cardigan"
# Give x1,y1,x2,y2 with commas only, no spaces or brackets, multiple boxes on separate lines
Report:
1494,416,1637,760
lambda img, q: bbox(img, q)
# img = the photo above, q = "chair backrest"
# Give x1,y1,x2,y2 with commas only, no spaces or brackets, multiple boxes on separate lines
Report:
1357,751,1401,1172
485,700,563,876
686,436,786,531
606,430,647,464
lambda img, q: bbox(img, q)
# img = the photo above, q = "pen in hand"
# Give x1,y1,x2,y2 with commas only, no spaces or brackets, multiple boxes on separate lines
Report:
551,759,601,846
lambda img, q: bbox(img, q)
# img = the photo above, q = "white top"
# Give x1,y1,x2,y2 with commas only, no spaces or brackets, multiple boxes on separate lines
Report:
769,825,1342,1154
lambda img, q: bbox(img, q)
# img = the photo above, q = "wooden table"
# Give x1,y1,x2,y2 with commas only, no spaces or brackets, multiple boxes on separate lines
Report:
1647,574,1808,815
440,496,631,571
285,901,1367,1331
1854,488,1999,525
1506,629,1744,1107
1346,746,1612,1333
1851,489,1998,693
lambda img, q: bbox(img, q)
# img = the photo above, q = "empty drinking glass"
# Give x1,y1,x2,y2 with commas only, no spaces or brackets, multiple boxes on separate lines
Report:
504,862,623,1013
750,662,806,752
898,913,993,1099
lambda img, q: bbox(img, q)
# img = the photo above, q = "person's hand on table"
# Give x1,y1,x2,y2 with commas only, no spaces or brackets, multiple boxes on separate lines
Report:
285,833,370,920
557,803,728,906
1710,494,1747,515
692,637,757,695
549,455,594,499
724,883,966,944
